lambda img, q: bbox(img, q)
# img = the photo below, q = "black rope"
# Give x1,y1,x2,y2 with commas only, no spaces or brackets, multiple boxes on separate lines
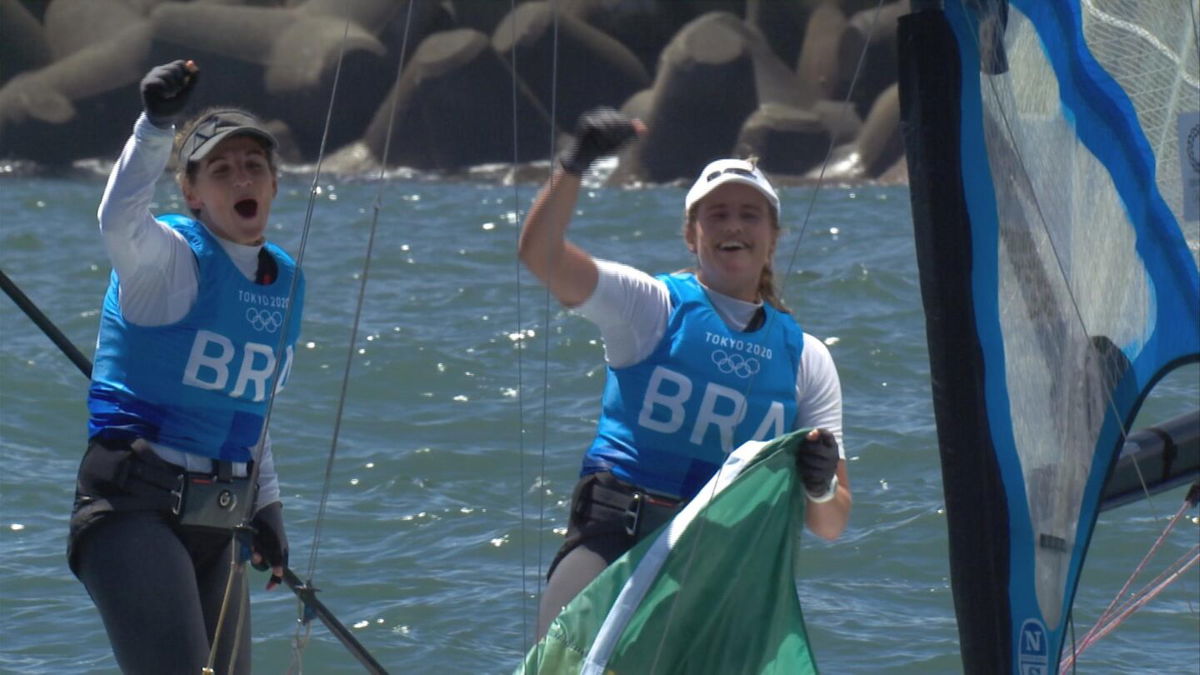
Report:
0,268,92,378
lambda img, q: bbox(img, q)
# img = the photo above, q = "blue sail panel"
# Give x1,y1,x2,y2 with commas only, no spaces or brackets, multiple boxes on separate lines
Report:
899,1,1199,672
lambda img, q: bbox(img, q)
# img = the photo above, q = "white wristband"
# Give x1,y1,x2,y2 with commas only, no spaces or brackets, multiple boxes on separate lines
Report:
805,474,839,504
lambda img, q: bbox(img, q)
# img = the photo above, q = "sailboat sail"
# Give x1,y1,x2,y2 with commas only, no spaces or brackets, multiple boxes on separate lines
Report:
516,430,818,675
898,0,1199,672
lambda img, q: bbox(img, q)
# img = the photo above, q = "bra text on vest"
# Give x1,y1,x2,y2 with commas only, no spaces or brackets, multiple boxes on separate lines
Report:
182,329,294,401
637,365,788,452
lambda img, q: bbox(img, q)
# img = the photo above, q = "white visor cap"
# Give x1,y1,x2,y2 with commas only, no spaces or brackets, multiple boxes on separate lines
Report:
684,158,780,216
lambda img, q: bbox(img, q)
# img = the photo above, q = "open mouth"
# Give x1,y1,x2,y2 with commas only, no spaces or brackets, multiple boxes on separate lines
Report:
717,241,748,251
234,199,259,219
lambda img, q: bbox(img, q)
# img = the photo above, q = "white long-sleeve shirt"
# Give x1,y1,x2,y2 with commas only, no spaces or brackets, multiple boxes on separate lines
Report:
575,259,845,458
96,114,281,507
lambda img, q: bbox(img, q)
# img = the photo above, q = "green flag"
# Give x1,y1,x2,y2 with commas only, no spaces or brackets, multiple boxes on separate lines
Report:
518,429,820,675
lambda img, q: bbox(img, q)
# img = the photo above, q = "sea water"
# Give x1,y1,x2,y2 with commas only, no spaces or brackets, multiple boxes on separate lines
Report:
1,170,1196,673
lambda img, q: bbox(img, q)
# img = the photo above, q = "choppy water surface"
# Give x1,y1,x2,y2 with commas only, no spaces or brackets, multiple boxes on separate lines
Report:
1,171,1196,673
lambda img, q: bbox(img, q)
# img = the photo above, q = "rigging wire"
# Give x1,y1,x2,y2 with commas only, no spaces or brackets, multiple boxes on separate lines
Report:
778,1,889,290
510,0,563,658
276,5,418,674
507,0,534,656
535,0,562,639
1063,545,1199,666
1061,486,1200,669
203,13,372,675
302,0,416,630
1067,613,1078,674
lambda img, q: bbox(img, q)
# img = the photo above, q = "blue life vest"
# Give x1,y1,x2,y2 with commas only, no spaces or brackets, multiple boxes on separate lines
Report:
583,272,802,499
87,214,304,462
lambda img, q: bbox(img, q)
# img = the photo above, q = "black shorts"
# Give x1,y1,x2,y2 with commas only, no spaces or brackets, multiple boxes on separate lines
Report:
548,471,684,579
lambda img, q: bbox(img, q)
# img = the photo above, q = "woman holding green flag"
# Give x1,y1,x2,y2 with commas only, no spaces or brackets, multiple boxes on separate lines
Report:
520,108,851,638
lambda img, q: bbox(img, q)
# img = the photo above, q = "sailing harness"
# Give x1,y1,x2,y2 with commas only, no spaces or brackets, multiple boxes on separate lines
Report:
549,471,686,578
175,462,253,532
70,437,254,553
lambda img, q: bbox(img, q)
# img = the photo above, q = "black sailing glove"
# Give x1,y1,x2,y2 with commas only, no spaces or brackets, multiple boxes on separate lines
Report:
797,428,840,503
140,60,198,129
250,501,288,589
560,107,639,176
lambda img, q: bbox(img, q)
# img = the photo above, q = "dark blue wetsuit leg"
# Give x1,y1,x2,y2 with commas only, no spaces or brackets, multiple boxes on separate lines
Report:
74,511,250,674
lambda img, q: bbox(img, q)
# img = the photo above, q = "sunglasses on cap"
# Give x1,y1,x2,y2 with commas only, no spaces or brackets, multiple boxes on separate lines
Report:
705,166,757,182
178,110,276,167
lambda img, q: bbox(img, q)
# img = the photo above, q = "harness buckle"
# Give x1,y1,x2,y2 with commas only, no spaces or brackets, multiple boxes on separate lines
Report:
623,492,643,537
170,474,186,516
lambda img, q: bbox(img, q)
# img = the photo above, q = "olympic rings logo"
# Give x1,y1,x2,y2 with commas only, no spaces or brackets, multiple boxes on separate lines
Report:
711,349,760,378
246,307,283,333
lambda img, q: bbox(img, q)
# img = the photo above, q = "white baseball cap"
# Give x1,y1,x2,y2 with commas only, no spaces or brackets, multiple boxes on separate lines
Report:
684,158,780,216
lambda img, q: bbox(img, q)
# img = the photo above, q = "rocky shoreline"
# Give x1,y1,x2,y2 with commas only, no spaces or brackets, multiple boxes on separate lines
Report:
1,0,910,184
